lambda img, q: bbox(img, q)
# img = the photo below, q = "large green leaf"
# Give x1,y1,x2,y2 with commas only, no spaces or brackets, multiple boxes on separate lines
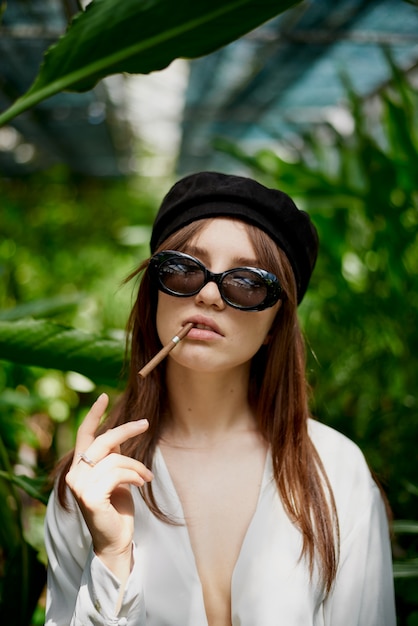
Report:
0,319,125,384
0,0,300,126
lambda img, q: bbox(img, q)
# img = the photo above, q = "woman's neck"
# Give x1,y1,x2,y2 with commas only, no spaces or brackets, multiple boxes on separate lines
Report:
161,361,257,446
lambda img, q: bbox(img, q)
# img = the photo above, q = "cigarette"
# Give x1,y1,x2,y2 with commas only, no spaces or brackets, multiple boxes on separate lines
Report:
138,322,194,378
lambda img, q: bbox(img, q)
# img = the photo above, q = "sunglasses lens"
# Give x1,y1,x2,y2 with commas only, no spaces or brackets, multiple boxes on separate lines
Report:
159,258,204,295
222,270,268,309
152,251,281,311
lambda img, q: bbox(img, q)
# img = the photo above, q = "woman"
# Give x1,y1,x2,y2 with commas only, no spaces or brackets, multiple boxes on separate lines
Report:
45,172,396,626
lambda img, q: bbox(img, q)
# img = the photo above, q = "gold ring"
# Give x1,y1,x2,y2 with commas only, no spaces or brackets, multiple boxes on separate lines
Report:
77,452,96,467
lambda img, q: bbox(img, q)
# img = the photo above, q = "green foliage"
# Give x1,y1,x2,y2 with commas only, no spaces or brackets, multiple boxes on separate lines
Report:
0,319,125,385
0,436,47,625
0,0,300,126
0,167,155,329
0,293,83,321
0,472,49,505
0,168,157,624
217,49,418,623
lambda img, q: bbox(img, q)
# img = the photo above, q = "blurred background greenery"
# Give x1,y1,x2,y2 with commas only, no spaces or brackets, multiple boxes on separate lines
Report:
1,0,418,624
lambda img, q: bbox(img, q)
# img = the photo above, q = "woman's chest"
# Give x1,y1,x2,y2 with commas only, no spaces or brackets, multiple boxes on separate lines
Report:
161,444,267,623
134,448,324,626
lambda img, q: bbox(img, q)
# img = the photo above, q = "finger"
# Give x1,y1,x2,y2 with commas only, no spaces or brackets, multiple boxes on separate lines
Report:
84,419,150,464
67,454,154,497
77,393,109,438
99,453,154,483
75,393,109,450
69,468,151,502
71,394,109,469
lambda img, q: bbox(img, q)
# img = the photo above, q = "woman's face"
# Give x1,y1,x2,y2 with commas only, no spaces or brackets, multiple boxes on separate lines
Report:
155,218,281,375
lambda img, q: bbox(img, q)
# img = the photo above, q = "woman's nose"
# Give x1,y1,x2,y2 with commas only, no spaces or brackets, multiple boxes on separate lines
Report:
195,279,226,309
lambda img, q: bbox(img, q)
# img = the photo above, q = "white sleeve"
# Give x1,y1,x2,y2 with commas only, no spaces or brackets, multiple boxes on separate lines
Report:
44,488,146,626
323,482,396,626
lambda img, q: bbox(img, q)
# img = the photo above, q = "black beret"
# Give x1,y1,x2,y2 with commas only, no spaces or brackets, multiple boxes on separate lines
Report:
150,171,318,303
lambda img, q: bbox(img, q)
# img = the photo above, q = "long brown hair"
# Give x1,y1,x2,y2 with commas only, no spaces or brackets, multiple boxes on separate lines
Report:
56,219,339,594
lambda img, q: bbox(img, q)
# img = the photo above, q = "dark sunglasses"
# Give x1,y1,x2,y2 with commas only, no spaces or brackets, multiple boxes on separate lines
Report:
148,250,283,311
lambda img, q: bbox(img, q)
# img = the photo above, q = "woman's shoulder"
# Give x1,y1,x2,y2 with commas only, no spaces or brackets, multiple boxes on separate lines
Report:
308,418,367,465
307,418,378,511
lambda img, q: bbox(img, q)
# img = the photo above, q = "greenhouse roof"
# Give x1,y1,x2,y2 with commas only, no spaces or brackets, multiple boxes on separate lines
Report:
0,0,417,178
177,0,418,174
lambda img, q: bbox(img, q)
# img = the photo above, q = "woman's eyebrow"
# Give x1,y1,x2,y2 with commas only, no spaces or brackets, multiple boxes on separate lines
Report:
183,245,260,267
232,256,261,267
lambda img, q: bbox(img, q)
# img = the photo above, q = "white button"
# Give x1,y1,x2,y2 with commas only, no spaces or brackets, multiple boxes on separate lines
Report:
118,618,128,626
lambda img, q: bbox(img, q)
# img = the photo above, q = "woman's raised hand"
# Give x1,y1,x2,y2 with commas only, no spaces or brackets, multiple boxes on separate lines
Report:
65,393,153,579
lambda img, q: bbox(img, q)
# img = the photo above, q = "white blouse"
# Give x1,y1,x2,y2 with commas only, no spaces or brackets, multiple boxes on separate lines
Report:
45,420,396,626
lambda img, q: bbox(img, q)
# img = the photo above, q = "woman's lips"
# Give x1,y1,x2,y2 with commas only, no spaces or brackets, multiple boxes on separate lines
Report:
187,327,221,341
194,323,216,331
185,318,223,340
